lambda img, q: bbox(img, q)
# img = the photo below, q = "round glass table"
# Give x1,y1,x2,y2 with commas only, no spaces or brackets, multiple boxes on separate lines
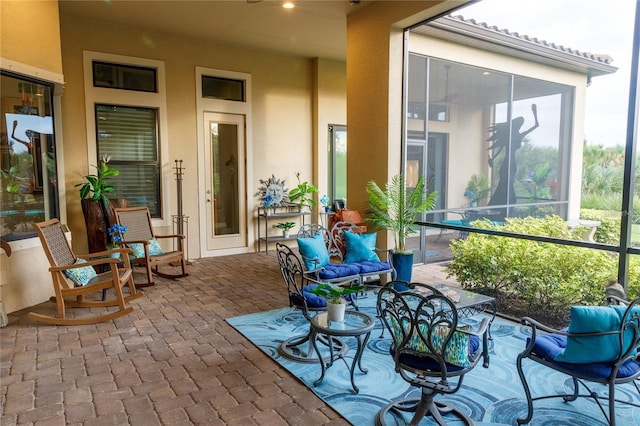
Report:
309,310,375,393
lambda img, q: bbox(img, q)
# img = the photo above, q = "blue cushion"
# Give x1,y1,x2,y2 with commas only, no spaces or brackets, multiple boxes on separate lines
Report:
318,263,360,280
532,333,639,379
554,306,625,364
297,233,330,271
64,259,97,287
344,231,380,263
290,284,327,308
355,260,391,274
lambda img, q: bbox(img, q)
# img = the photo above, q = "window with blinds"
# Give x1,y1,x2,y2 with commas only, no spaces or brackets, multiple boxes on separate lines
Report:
95,104,161,217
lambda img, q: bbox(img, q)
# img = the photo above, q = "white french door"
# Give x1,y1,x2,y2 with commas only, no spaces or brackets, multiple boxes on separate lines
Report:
203,112,247,251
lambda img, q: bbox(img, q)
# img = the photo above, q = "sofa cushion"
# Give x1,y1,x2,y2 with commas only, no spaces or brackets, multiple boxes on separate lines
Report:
355,260,391,274
344,231,380,263
318,263,361,280
297,233,330,271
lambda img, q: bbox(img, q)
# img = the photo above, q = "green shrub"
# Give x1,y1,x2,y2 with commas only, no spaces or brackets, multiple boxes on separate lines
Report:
446,215,617,314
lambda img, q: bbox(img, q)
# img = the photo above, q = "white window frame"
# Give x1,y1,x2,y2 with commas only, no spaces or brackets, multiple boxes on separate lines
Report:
83,51,170,227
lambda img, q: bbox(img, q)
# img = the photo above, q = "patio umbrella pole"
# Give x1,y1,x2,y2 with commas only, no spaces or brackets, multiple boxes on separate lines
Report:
172,159,190,262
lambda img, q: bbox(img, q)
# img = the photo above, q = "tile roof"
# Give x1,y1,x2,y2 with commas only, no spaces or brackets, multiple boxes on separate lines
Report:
449,14,614,66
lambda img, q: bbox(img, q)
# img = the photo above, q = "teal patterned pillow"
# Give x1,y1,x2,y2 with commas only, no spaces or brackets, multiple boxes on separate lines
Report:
389,316,471,367
148,238,164,255
128,243,145,258
129,239,164,258
64,259,97,287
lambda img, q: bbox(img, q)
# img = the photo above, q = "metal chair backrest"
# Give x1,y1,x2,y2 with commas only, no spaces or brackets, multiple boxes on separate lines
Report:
33,219,76,268
329,221,362,261
115,207,155,242
377,283,459,377
276,242,319,316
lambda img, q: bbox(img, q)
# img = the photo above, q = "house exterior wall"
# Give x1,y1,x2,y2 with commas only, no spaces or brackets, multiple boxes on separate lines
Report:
409,34,588,220
58,15,341,259
0,1,65,314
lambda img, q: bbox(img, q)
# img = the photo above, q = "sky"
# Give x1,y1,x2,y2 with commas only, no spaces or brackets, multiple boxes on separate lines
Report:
458,0,637,148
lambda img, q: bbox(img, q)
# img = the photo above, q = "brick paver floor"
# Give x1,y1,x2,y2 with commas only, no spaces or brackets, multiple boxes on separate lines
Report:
0,252,453,425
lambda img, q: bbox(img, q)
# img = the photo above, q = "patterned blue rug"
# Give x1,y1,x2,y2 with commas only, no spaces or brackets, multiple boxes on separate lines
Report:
227,291,640,425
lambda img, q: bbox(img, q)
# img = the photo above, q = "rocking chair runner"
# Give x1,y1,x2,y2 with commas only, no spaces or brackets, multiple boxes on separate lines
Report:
29,219,142,326
113,206,189,286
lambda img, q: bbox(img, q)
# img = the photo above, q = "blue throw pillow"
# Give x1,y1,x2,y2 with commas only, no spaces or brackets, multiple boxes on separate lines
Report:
64,258,97,287
554,306,624,364
297,233,329,271
344,231,380,263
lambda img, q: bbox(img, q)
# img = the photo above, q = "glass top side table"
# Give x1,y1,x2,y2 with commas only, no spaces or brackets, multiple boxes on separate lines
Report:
309,310,375,393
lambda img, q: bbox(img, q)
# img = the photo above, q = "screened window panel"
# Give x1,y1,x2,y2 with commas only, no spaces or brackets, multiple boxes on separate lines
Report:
96,104,161,217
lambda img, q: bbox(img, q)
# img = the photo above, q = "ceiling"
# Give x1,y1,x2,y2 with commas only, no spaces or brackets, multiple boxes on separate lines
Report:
58,0,375,61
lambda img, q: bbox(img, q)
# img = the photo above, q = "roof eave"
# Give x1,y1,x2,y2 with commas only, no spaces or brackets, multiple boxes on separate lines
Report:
416,16,617,78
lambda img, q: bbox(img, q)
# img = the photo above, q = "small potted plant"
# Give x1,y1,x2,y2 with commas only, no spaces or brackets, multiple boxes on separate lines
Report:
320,194,330,213
289,171,318,211
107,223,128,258
308,282,365,322
275,221,296,238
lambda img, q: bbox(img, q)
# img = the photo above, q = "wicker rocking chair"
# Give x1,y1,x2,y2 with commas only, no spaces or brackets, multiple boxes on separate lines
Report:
113,206,189,286
29,219,142,325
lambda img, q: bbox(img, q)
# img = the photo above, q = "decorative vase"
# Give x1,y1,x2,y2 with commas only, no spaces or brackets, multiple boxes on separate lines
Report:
391,251,414,291
283,230,290,238
324,206,330,213
470,201,478,207
81,198,129,253
327,301,346,322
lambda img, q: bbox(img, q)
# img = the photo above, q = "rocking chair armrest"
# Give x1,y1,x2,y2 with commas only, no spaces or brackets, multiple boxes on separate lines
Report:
78,247,133,259
50,256,120,272
155,234,185,240
123,239,150,245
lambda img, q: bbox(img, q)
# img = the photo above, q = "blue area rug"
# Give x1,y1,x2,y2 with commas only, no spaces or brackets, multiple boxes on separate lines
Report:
227,292,640,425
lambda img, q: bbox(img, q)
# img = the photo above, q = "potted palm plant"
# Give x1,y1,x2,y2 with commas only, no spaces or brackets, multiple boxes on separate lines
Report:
366,174,437,285
308,283,365,322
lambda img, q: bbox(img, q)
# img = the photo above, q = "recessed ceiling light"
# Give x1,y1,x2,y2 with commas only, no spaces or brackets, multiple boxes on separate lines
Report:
282,1,294,8
482,71,491,75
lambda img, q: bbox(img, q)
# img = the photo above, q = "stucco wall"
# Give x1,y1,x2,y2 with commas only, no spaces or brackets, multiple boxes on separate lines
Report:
58,14,338,257
1,1,65,316
0,1,63,75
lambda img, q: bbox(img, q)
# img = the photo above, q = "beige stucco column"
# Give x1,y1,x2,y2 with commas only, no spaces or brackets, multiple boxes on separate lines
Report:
345,1,468,249
0,0,66,314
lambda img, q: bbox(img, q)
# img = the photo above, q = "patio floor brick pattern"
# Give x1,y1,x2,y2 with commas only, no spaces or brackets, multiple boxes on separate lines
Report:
0,251,451,425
